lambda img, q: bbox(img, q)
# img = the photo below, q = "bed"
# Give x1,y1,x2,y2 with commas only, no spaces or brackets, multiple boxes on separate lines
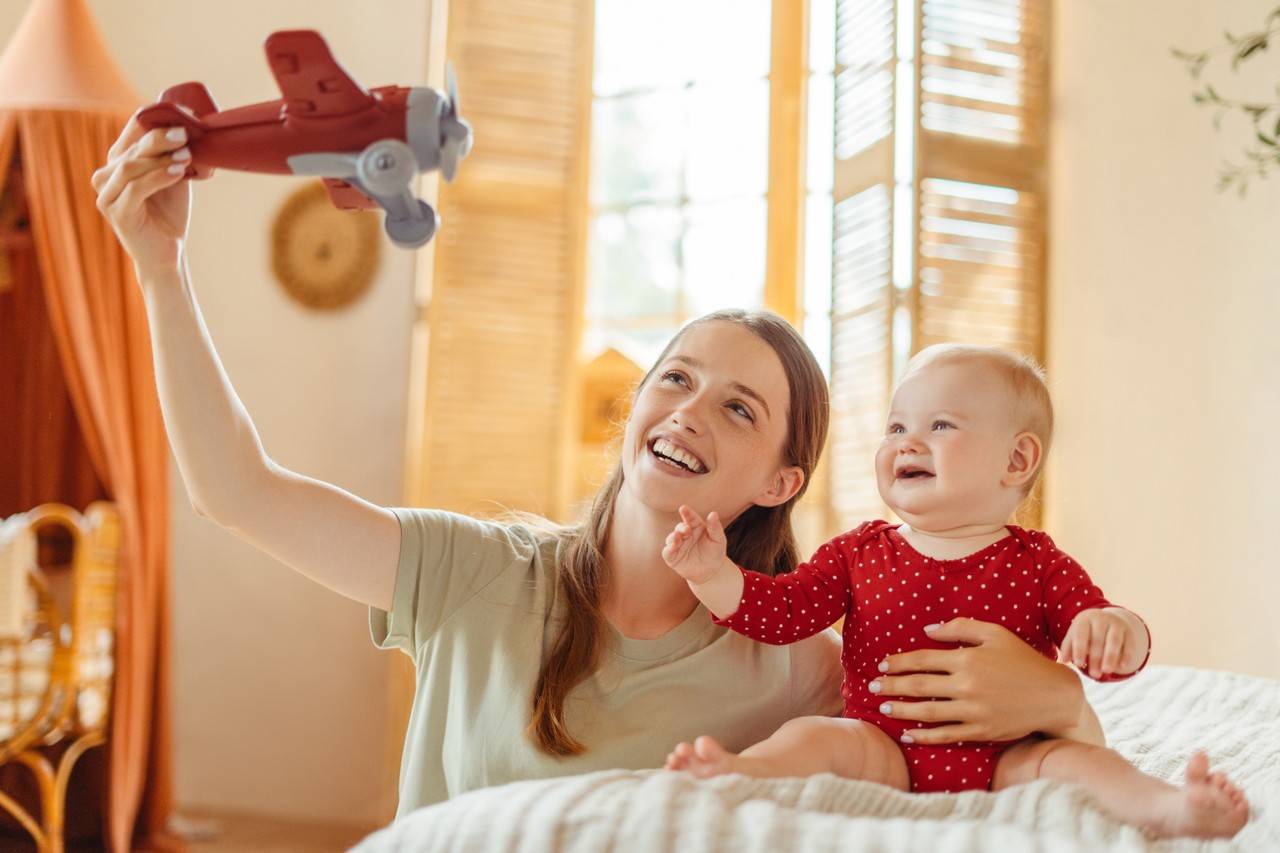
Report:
353,665,1279,851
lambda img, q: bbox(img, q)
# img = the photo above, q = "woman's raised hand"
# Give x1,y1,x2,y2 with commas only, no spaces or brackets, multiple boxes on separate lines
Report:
92,115,194,278
869,617,1101,745
662,505,728,585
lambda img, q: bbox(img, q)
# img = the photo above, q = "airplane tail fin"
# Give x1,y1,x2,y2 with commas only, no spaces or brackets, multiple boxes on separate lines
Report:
135,96,214,180
322,178,377,210
159,82,219,118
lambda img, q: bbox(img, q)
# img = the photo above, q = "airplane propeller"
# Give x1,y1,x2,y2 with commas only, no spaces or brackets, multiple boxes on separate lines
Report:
440,62,473,182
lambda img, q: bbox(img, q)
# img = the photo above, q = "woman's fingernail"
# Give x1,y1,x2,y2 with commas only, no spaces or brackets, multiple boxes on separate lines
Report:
167,163,185,175
172,147,191,161
880,702,892,715
877,660,888,673
924,623,940,632
900,734,914,744
868,680,881,694
167,127,187,143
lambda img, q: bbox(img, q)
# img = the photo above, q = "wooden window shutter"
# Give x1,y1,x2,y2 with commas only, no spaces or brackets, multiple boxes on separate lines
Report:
828,0,896,529
407,0,595,520
825,0,1048,530
915,0,1048,357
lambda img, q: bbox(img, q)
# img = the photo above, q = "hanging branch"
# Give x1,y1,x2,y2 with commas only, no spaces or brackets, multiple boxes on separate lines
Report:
1173,8,1280,194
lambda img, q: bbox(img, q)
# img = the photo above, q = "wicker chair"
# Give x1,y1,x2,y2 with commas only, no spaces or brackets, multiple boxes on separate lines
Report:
0,502,119,853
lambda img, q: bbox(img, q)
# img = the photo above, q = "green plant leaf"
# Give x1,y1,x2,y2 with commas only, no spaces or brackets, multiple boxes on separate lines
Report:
1233,36,1269,69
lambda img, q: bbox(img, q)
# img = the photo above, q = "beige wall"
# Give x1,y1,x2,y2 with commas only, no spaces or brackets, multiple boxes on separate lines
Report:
0,0,432,826
1045,0,1280,679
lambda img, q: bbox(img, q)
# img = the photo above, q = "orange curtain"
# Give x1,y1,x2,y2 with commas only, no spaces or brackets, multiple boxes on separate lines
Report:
0,180,107,516
0,109,182,853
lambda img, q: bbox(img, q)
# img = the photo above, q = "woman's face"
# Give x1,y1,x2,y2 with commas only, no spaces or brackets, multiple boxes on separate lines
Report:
620,322,801,521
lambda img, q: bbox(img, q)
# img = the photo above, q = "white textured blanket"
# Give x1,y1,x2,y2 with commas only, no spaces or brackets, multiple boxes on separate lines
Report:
354,665,1279,852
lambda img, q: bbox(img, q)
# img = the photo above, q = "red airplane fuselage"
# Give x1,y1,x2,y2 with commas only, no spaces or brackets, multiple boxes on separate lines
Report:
187,85,411,174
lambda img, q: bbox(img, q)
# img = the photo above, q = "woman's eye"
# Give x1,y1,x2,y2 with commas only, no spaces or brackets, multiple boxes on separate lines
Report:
662,371,688,386
728,402,754,421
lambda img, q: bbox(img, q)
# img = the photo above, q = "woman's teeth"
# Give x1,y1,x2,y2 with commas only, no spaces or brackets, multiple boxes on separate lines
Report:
652,438,706,473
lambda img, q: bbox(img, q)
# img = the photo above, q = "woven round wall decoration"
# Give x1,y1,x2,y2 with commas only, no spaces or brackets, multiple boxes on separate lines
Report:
270,181,382,310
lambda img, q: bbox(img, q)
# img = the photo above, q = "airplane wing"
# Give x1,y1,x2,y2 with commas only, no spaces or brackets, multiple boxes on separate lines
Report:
264,30,371,117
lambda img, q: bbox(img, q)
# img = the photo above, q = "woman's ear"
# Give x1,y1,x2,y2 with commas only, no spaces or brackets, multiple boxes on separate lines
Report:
1003,432,1043,488
754,466,805,508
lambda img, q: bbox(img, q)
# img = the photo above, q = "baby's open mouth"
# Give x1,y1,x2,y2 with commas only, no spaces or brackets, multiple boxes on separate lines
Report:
895,466,934,480
650,438,707,474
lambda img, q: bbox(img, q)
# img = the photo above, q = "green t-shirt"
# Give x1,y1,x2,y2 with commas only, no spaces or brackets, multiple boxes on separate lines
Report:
369,507,844,816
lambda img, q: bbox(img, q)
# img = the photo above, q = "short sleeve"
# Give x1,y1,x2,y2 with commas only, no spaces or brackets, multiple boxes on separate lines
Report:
369,508,538,661
788,628,844,718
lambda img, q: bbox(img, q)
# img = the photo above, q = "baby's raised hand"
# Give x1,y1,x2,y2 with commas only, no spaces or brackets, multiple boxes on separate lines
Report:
1058,608,1148,679
662,505,728,585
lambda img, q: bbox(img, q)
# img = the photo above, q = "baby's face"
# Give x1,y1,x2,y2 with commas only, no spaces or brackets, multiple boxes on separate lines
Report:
874,361,1027,530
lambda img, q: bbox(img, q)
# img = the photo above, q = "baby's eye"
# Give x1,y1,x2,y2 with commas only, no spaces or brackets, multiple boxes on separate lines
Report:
887,423,905,435
932,420,954,431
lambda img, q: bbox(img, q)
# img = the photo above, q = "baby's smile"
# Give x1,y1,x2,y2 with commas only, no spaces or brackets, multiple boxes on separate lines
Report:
894,463,935,482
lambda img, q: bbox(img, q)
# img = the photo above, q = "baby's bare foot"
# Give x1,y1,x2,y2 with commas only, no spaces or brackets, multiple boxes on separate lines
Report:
1150,752,1249,839
665,741,695,771
685,735,741,779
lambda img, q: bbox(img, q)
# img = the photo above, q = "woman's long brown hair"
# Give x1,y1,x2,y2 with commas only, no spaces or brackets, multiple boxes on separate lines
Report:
527,310,830,756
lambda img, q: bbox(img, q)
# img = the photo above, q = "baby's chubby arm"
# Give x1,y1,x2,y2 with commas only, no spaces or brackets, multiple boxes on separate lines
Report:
662,505,744,619
1058,607,1150,680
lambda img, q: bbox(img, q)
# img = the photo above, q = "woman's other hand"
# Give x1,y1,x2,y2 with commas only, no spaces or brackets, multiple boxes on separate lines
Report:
869,617,1100,745
92,115,193,278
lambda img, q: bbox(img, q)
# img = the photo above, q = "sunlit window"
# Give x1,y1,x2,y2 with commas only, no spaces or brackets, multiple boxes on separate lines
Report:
804,0,837,375
586,0,772,367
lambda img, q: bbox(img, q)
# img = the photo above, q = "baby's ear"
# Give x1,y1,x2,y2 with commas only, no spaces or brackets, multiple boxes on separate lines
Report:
754,465,805,508
1003,432,1043,488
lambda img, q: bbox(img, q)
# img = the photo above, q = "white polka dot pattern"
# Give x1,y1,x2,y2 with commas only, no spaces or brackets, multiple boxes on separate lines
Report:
713,521,1151,792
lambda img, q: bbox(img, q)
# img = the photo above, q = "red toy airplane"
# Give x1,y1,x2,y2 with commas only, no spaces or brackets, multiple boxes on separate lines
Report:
136,29,471,248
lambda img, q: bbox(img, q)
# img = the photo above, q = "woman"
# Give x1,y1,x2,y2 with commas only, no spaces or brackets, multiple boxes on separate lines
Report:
92,118,1103,817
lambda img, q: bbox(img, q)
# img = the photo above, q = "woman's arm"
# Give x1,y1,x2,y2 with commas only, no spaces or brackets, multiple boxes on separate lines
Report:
871,618,1106,746
141,260,400,611
95,117,400,612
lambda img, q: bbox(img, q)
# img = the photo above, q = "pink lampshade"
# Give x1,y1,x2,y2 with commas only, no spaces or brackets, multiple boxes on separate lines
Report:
0,0,138,113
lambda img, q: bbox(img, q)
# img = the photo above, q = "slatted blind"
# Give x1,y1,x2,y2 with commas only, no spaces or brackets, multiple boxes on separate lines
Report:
835,0,894,160
916,0,1046,358
412,0,594,520
917,177,1042,351
919,0,1045,146
826,0,1047,530
829,185,893,529
827,0,896,529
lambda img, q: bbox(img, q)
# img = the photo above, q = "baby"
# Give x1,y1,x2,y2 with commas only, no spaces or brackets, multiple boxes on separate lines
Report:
662,344,1248,839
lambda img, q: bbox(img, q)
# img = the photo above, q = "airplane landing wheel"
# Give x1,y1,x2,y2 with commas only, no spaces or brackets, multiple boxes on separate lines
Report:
358,139,418,197
384,201,438,248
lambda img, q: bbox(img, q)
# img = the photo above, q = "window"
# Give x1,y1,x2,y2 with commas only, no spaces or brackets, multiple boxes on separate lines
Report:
585,0,773,367
827,0,1050,527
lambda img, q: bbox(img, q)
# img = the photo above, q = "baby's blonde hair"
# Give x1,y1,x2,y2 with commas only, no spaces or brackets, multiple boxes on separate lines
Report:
901,344,1053,490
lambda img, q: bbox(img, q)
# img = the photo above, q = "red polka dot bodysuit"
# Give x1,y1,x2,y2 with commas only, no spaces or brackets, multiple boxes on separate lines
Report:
713,520,1151,792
